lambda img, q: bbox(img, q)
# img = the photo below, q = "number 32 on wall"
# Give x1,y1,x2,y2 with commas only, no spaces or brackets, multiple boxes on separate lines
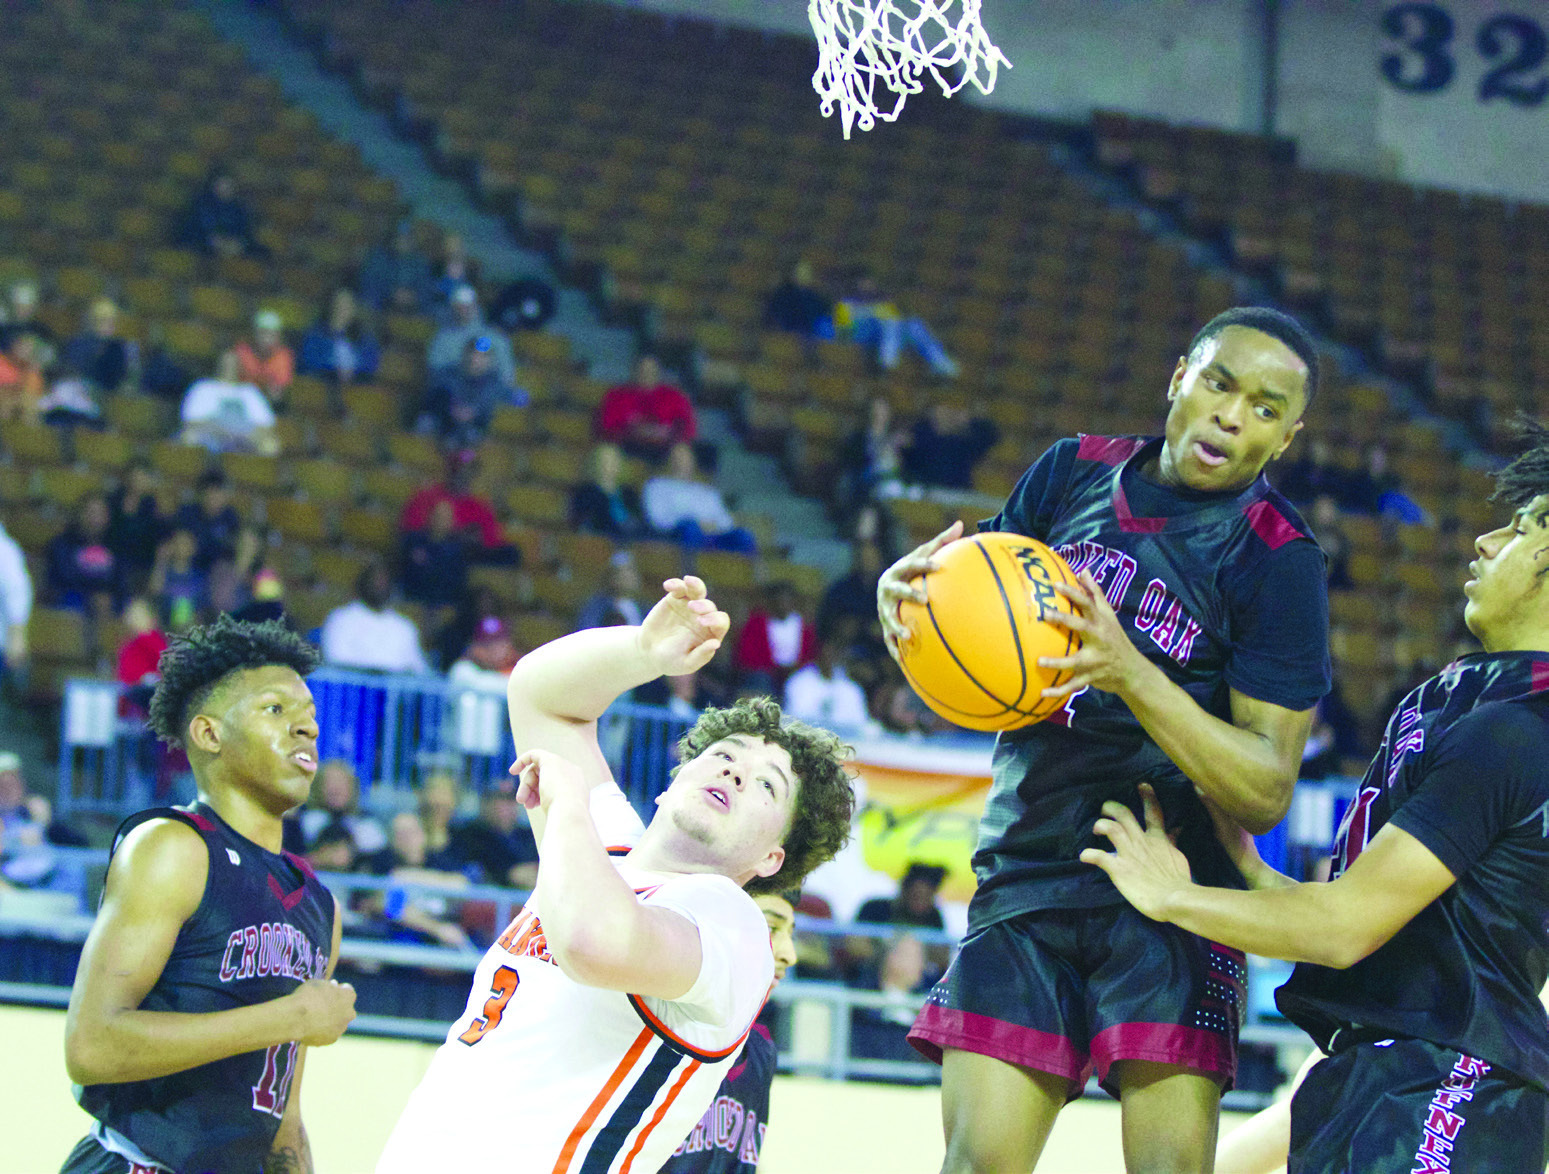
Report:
1381,2,1549,106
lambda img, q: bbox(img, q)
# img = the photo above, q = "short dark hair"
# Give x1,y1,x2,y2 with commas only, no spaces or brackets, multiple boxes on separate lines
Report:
1187,306,1320,408
1490,414,1549,524
147,615,321,747
673,696,855,897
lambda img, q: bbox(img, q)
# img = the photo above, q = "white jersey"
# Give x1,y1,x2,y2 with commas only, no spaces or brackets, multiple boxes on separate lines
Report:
377,784,775,1174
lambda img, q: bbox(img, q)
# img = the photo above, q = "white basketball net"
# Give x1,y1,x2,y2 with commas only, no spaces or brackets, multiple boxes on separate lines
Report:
809,0,1010,138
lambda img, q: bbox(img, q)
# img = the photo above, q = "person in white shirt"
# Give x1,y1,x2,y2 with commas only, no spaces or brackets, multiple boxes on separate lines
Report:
319,563,428,674
376,576,855,1174
179,350,279,456
0,519,32,675
643,444,758,554
783,625,872,733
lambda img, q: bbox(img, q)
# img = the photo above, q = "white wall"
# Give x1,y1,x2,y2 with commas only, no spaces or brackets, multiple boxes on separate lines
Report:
603,0,1549,203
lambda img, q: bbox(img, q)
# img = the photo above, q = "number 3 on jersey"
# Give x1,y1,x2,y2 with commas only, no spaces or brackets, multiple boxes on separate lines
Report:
458,965,519,1045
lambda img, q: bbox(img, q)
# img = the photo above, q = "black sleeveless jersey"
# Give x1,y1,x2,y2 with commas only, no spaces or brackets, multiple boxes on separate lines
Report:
75,803,336,1173
1277,652,1549,1089
659,1023,776,1174
969,435,1331,929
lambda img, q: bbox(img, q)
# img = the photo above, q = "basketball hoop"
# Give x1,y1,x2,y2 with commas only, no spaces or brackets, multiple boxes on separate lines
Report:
808,0,1010,138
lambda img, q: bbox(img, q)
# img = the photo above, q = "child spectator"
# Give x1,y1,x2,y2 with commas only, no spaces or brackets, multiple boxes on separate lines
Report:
233,310,295,409
297,288,381,386
115,596,168,716
569,443,646,542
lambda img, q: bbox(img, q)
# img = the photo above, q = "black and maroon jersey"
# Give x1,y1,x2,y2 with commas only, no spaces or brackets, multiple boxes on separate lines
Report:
970,435,1331,929
1278,652,1549,1090
659,1024,776,1174
74,803,336,1173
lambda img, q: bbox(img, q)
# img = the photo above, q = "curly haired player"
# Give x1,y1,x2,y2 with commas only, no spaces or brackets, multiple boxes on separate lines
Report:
61,617,356,1174
377,576,854,1174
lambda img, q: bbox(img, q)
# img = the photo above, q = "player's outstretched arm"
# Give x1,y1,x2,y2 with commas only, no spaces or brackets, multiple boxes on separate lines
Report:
1080,785,1458,969
1041,570,1312,833
64,820,356,1085
507,576,729,845
263,901,345,1174
515,748,703,999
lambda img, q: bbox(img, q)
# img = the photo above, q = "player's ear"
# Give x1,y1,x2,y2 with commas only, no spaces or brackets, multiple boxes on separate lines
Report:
1272,417,1304,460
186,713,222,756
749,845,786,881
1167,357,1187,401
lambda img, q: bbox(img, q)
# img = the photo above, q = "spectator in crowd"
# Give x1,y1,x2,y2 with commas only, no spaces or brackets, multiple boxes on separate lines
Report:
577,550,646,631
447,777,539,890
415,770,462,871
1344,441,1425,523
358,222,435,313
173,469,246,576
447,615,522,693
1299,677,1365,781
733,581,817,692
786,625,873,737
297,759,388,858
401,499,470,611
46,494,124,616
642,442,757,554
0,519,31,681
1309,495,1353,590
401,452,518,566
359,811,471,949
838,394,909,510
137,320,192,402
593,355,698,468
181,166,264,258
0,281,57,360
783,622,871,732
819,538,888,662
61,298,137,396
297,287,381,387
874,664,952,736
430,232,481,309
426,284,516,388
115,595,168,717
149,528,207,630
36,354,104,430
1275,437,1345,506
180,350,279,456
0,752,56,887
569,442,646,542
303,822,360,875
105,461,165,585
850,862,952,985
229,566,289,627
0,332,46,422
320,561,430,674
233,309,295,410
764,258,836,340
835,274,958,377
432,585,505,672
899,402,1000,492
417,335,519,451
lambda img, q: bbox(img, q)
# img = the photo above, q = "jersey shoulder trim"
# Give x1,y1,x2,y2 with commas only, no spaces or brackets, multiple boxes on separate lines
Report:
1243,496,1311,551
109,805,210,857
628,993,757,1064
1075,434,1147,466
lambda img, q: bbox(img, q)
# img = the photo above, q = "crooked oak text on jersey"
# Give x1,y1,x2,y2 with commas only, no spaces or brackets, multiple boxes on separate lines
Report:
218,922,329,982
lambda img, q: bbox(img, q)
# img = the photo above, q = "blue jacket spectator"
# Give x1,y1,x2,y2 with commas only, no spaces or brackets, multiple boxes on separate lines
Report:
298,289,382,385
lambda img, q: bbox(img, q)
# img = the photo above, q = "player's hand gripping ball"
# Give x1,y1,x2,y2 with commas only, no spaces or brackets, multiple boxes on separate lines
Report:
897,533,1084,731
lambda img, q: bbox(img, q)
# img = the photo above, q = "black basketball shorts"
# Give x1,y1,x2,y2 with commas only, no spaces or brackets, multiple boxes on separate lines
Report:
906,903,1244,1097
1289,1037,1549,1174
59,1135,167,1174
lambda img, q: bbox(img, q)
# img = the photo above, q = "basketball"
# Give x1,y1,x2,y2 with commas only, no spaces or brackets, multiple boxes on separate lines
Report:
897,533,1084,732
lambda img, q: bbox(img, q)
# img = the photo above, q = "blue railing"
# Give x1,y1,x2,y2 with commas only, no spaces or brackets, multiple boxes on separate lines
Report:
57,673,696,820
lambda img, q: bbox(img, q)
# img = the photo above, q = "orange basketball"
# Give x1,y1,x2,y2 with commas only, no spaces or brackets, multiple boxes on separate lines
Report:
897,532,1084,732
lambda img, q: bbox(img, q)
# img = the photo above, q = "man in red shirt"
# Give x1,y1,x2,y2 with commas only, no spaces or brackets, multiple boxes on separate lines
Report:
400,453,518,565
593,355,698,466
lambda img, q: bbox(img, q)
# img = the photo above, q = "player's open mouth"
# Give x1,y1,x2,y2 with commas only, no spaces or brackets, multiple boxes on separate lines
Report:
1193,440,1230,467
705,786,731,811
291,750,318,773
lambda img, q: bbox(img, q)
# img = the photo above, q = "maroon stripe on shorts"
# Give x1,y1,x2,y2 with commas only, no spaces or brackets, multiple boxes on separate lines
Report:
908,1004,1089,1084
1089,1022,1236,1085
